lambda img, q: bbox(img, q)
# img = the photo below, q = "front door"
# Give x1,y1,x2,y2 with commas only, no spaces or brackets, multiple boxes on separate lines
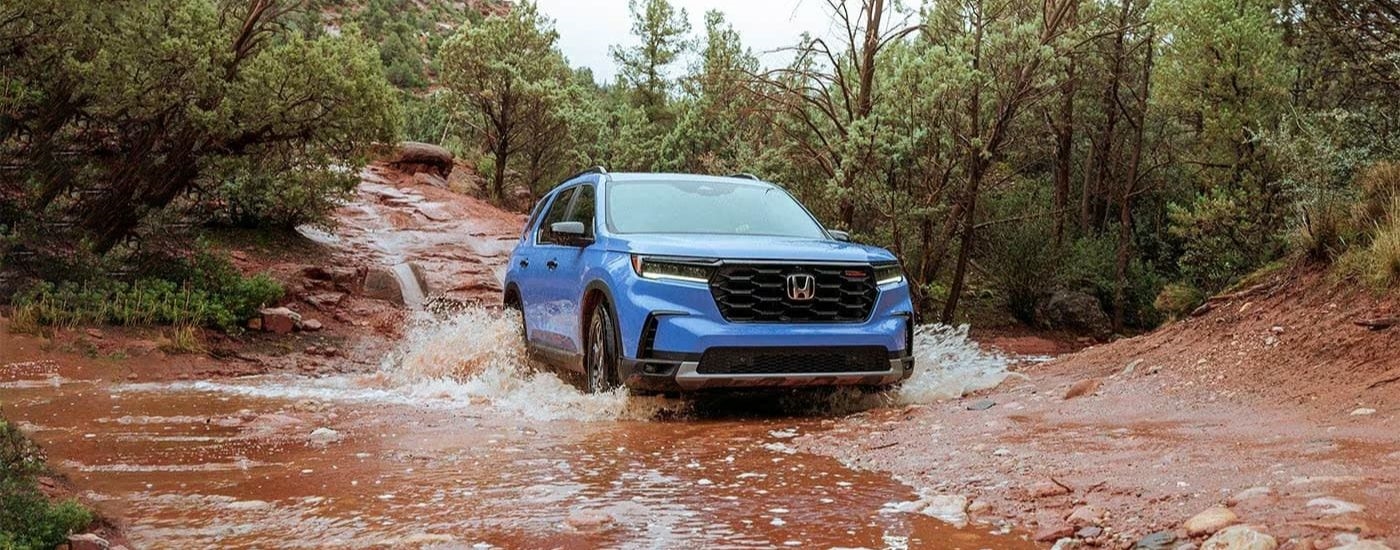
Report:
521,186,575,351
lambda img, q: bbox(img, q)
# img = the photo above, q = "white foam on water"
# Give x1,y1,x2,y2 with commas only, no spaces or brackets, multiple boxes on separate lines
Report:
115,307,1018,421
893,324,1023,405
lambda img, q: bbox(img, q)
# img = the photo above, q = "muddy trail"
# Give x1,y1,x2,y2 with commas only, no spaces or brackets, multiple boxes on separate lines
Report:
1,310,1036,549
0,166,1042,548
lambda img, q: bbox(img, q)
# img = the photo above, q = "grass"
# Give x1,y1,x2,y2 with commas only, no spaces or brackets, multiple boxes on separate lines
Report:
0,418,93,550
9,272,281,334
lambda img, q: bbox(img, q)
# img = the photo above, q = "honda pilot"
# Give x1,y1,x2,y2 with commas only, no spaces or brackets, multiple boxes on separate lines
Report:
503,169,916,393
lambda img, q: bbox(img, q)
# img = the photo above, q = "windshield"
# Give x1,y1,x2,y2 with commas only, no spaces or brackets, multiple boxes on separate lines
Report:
606,180,829,238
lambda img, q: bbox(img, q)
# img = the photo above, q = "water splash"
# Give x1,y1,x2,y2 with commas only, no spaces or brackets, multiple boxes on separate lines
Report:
894,324,1022,405
372,307,684,421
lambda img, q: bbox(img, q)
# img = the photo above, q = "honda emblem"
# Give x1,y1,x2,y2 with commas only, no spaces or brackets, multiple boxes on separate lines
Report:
786,273,816,301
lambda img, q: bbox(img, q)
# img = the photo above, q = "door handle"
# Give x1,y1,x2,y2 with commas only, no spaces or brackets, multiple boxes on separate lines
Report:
519,259,529,268
546,260,559,270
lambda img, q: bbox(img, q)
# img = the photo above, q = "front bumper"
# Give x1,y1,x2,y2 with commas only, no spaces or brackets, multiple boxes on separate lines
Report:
621,354,914,392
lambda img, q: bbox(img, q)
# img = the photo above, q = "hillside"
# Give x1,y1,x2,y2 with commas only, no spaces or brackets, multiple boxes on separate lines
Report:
801,273,1398,547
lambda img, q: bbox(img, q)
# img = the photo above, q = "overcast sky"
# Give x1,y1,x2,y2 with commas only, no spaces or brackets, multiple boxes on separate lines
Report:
533,0,836,84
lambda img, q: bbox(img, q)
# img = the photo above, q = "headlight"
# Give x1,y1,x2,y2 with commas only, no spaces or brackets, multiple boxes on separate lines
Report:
630,255,717,283
874,262,904,285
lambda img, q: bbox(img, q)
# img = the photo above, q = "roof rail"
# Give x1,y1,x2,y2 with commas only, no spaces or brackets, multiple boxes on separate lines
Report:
567,166,609,181
727,173,761,181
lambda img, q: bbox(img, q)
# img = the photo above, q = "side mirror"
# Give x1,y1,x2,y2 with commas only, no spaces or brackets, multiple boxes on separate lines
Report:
550,221,589,244
829,230,852,242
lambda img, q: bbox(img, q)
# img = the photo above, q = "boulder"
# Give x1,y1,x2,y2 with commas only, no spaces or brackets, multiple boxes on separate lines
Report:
389,141,454,177
301,319,323,332
1066,504,1104,526
1201,526,1276,550
363,262,430,307
259,307,302,334
1184,506,1239,536
1034,290,1112,338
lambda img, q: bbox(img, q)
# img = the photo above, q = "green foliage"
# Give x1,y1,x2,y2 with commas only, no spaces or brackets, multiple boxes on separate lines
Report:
1168,187,1280,290
1153,283,1204,320
610,0,691,122
1,0,401,252
0,420,93,550
9,250,283,332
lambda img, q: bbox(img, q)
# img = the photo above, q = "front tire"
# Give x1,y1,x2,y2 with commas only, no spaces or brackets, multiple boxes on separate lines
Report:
585,303,622,394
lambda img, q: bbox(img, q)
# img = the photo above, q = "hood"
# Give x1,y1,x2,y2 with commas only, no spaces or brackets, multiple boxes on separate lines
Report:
607,233,897,264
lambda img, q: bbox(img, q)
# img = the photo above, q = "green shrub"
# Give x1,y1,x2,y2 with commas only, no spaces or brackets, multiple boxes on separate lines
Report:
1354,161,1400,228
0,420,93,550
1293,196,1358,262
1168,187,1280,291
1153,283,1205,320
9,251,283,333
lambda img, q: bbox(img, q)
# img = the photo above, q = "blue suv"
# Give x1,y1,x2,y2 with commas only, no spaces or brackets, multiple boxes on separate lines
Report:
503,169,916,393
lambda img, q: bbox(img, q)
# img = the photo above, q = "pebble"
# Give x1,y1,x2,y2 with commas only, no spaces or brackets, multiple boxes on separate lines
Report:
1076,526,1103,538
1350,408,1376,416
307,427,343,446
1064,378,1103,399
966,398,996,411
1134,531,1177,550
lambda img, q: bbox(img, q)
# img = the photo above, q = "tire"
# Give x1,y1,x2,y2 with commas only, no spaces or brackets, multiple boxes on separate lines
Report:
584,302,622,394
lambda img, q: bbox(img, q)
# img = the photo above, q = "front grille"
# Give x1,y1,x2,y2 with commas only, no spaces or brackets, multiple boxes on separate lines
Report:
709,263,878,322
697,346,890,375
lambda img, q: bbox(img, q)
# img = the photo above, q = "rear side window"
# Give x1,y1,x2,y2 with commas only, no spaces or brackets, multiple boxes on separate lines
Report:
536,187,577,245
566,185,596,238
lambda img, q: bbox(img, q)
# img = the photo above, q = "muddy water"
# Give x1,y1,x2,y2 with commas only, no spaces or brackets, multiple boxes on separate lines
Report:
1,311,1034,549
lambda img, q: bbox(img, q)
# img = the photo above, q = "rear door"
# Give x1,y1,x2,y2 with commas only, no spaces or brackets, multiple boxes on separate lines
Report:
521,187,576,349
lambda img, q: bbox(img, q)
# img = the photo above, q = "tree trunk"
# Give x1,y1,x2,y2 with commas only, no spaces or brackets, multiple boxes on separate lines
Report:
941,160,983,323
1113,27,1155,333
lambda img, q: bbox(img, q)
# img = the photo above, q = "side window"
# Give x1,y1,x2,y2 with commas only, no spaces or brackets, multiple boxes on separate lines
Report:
536,187,577,245
566,185,596,238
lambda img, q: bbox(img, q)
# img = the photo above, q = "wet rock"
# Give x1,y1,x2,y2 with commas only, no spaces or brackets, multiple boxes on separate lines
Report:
1035,523,1075,542
965,398,997,411
302,319,323,332
1306,497,1365,516
364,262,429,307
303,292,346,309
1202,526,1277,550
390,141,454,177
1185,506,1240,536
1135,532,1178,550
412,172,447,188
67,533,109,550
1065,378,1103,399
260,307,302,334
565,509,615,531
1066,504,1104,526
1228,487,1273,505
307,427,343,446
1034,290,1112,338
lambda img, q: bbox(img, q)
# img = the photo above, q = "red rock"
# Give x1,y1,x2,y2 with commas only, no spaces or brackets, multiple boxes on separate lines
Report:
1065,378,1103,399
1030,480,1072,498
1034,522,1074,542
260,307,301,334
